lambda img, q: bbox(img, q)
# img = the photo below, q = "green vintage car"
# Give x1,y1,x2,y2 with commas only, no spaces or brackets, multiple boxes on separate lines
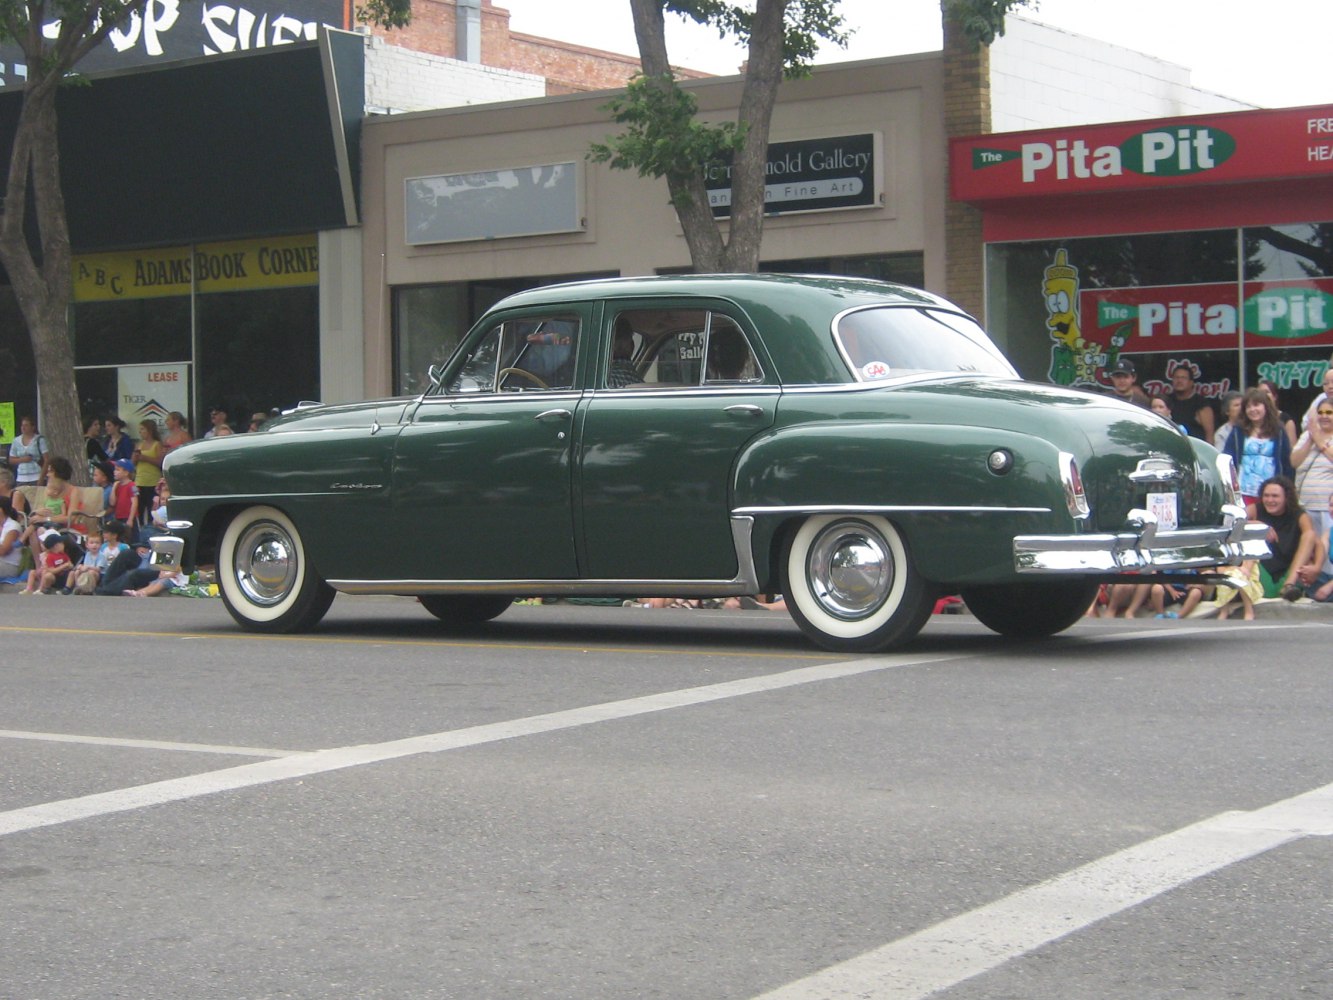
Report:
155,274,1266,652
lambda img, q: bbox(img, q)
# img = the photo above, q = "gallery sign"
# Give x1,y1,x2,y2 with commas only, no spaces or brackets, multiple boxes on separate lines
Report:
707,133,879,218
951,105,1333,200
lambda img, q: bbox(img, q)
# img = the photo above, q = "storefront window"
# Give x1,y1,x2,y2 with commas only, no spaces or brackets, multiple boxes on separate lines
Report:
1241,224,1333,411
63,236,321,433
197,286,319,423
986,225,1333,420
72,296,192,427
72,297,191,367
395,283,471,397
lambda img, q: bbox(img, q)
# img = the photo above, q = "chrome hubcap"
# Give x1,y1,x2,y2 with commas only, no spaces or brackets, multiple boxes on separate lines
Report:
233,522,297,606
807,520,894,619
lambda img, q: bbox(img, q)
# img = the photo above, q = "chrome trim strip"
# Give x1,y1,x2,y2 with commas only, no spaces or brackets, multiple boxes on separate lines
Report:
778,374,1002,394
732,504,1051,516
419,390,585,405
585,385,776,399
169,492,349,503
330,515,761,597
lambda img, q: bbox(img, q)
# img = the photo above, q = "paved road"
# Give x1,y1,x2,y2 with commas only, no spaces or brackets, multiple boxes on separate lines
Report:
2,597,1330,999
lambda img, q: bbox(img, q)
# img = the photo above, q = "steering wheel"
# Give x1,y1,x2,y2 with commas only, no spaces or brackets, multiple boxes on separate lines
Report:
497,367,550,389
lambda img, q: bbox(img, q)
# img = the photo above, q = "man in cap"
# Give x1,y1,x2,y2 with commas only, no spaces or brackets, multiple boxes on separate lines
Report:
1107,358,1150,409
204,405,234,439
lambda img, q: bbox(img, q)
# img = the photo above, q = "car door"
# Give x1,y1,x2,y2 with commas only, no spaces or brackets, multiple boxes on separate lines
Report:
577,303,778,581
387,307,589,582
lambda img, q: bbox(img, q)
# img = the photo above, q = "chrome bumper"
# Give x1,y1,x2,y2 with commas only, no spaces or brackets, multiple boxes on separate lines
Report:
148,519,193,571
1014,504,1269,574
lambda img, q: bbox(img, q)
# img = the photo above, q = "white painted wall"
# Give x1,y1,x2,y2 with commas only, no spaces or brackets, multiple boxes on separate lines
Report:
990,17,1253,132
362,34,545,114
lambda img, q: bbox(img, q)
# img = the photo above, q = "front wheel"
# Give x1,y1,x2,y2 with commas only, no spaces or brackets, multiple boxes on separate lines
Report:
419,594,515,626
960,580,1100,638
782,515,935,654
217,505,334,633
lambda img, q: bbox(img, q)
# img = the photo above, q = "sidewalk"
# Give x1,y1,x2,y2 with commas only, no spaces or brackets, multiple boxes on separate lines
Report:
1218,595,1333,621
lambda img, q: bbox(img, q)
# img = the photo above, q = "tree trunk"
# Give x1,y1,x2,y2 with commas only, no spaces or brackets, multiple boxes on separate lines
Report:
0,73,85,483
628,0,727,271
719,0,787,273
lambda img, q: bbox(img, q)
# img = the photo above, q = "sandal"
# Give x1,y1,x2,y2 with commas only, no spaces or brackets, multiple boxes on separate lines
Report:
1280,584,1304,602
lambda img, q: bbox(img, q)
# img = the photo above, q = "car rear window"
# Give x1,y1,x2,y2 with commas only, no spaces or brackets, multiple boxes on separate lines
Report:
833,306,1016,382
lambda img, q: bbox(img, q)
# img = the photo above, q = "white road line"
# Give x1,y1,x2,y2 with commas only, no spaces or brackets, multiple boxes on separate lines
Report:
0,624,1283,839
753,782,1333,1000
0,730,299,758
0,652,960,838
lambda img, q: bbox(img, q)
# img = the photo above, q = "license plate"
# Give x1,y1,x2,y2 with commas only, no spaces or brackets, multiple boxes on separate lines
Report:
1147,491,1179,530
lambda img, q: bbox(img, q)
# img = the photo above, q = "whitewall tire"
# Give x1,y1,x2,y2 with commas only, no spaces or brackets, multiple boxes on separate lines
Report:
217,505,334,633
782,515,934,653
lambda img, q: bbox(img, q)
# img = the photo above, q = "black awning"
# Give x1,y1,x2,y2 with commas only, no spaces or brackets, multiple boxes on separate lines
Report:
0,29,363,252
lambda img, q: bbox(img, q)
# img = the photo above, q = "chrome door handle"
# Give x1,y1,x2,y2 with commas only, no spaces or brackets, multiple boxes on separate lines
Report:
723,404,764,417
535,409,572,422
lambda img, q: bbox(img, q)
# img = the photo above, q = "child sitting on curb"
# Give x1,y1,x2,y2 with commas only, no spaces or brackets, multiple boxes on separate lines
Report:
21,531,71,594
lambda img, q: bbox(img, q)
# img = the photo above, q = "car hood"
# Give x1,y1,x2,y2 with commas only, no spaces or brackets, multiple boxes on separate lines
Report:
257,398,415,432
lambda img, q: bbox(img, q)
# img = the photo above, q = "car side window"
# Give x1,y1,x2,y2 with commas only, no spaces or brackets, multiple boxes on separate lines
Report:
704,315,761,384
603,309,761,389
448,313,580,393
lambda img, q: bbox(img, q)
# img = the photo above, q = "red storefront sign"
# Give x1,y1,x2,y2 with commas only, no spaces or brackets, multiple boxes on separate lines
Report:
951,105,1333,201
1079,277,1333,353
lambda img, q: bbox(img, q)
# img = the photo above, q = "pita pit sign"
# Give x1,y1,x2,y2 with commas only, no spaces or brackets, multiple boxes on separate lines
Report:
1081,279,1333,352
951,107,1333,199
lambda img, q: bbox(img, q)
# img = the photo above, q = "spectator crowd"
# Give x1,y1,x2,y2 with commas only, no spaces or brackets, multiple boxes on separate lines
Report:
1090,358,1333,617
1,404,277,597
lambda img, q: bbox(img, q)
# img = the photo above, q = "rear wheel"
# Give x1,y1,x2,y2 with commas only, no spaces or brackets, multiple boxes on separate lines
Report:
419,594,514,626
217,505,334,633
782,515,935,653
960,580,1100,638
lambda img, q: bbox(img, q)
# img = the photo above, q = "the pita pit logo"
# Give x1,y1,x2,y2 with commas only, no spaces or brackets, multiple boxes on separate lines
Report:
1081,280,1333,352
973,126,1236,184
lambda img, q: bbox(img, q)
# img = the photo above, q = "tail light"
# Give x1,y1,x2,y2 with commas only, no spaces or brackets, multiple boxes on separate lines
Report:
1215,453,1243,507
1059,452,1090,520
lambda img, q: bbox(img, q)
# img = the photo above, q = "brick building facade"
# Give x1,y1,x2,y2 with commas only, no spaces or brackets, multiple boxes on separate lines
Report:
377,0,706,96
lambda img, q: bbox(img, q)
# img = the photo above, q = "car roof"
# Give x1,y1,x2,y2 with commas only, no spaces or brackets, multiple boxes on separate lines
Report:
488,274,972,386
496,273,958,311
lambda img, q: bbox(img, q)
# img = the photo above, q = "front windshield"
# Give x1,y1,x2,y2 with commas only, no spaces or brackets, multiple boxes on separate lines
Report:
834,306,1016,382
446,314,579,393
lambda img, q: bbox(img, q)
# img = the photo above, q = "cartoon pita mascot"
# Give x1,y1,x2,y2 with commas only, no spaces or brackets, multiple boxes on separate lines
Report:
1043,249,1114,386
